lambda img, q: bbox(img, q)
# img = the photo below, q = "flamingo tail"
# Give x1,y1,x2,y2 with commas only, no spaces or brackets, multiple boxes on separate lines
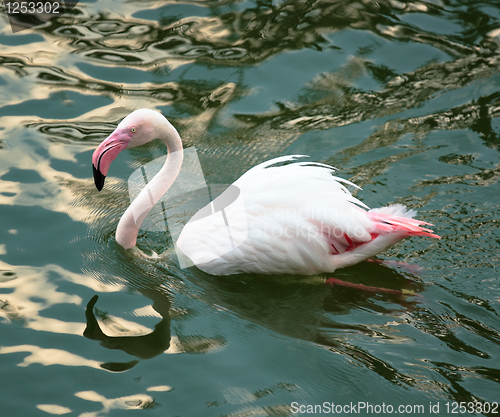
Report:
367,207,440,239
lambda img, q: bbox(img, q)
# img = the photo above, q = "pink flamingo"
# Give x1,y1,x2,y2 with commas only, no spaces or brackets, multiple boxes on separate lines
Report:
92,109,439,277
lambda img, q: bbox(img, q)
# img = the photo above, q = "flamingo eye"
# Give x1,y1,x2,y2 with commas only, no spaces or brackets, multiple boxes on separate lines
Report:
131,127,137,133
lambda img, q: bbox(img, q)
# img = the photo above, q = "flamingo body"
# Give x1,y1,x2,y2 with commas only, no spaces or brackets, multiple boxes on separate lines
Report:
92,109,439,276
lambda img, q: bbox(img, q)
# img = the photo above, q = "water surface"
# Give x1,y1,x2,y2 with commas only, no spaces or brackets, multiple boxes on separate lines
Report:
1,1,500,416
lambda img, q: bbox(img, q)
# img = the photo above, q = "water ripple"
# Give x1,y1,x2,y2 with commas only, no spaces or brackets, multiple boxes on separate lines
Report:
1,0,500,414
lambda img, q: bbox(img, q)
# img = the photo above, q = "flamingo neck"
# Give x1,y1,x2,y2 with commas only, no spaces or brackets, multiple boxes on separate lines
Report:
116,123,183,249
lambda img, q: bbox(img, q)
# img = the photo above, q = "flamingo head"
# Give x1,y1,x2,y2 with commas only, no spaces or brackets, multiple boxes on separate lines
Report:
92,109,171,191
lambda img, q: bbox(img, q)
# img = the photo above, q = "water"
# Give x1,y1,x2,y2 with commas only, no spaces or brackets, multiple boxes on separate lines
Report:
1,0,500,416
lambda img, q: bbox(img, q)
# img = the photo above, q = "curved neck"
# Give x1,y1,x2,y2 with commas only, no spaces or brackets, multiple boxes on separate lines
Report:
116,124,183,249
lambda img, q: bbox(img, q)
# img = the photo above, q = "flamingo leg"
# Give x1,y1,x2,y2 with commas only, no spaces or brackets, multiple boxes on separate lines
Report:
326,277,417,297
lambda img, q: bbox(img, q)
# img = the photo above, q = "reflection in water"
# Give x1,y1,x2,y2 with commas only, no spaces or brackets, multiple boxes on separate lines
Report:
74,390,156,412
1,0,500,414
83,294,169,371
191,265,427,386
36,404,73,415
207,384,294,416
36,0,483,68
82,236,429,384
37,389,158,415
0,344,103,369
0,260,92,334
83,292,226,371
3,0,497,192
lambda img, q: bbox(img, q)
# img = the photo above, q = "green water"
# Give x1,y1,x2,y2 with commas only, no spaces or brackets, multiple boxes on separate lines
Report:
1,1,500,416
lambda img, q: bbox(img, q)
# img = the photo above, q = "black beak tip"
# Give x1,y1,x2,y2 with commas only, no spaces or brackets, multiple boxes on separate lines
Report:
93,164,106,191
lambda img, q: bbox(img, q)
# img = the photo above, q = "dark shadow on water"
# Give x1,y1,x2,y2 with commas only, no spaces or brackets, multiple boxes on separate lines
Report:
83,294,171,371
83,234,427,386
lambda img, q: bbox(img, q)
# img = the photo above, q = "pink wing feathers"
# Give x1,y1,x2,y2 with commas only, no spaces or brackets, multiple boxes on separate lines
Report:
367,211,440,239
322,205,440,257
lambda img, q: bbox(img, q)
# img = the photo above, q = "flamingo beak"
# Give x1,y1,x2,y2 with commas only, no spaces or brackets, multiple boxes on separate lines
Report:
92,130,128,191
92,164,106,192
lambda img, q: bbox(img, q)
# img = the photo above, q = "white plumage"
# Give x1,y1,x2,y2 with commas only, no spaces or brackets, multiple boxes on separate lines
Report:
178,156,433,275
